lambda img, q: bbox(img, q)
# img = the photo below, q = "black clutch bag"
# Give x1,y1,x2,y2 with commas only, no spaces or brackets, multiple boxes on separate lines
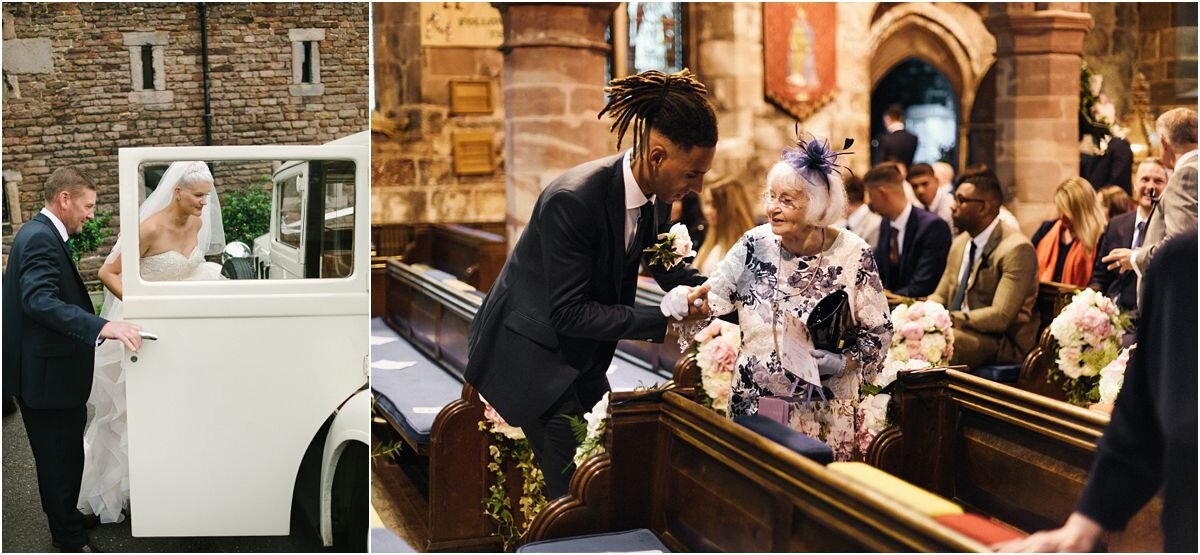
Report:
807,290,857,354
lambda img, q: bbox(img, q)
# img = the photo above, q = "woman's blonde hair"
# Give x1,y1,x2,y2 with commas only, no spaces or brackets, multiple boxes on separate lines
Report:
1053,176,1106,252
765,160,847,227
697,175,756,265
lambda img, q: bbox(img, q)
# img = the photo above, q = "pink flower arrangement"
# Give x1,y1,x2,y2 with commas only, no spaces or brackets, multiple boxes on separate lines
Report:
694,319,741,416
1048,289,1130,406
887,301,954,366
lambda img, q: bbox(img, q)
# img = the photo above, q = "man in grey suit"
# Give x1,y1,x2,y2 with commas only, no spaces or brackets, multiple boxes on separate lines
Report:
1101,108,1197,297
465,70,715,498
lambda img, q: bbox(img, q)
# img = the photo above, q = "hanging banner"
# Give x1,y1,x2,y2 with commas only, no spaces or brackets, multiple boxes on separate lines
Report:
763,3,838,122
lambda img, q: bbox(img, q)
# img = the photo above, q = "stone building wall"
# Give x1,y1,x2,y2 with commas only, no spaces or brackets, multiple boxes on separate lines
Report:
1136,2,1198,116
2,2,369,276
371,2,507,229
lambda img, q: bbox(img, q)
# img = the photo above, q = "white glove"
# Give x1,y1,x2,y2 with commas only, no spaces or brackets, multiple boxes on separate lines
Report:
660,285,692,321
811,349,846,378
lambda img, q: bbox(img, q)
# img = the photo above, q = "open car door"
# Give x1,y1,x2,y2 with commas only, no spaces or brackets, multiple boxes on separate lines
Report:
117,145,368,537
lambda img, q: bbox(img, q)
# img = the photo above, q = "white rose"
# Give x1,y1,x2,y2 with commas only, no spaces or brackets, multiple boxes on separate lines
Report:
668,223,696,259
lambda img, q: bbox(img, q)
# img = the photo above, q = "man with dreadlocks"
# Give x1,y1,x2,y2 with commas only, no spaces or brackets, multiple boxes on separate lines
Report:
465,69,718,498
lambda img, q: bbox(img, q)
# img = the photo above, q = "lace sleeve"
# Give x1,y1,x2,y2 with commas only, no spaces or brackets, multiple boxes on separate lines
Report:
849,246,893,385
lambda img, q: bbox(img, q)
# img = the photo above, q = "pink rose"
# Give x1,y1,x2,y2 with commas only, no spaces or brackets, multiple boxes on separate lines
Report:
900,321,924,342
906,303,926,320
934,311,952,331
708,339,738,372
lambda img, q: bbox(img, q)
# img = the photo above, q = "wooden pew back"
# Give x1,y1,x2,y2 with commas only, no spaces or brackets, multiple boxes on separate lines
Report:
876,368,1161,551
529,391,988,552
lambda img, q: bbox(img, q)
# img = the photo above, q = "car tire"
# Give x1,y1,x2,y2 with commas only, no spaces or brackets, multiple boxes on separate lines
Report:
331,441,368,552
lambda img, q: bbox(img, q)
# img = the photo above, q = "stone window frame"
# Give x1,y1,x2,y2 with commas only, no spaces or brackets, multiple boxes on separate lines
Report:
3,170,23,234
289,28,326,97
124,31,173,105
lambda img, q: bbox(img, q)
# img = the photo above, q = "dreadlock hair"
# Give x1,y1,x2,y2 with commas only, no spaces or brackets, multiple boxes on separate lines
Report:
598,68,718,162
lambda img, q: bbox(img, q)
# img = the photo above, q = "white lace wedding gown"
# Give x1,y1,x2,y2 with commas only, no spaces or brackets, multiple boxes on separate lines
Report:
78,246,222,523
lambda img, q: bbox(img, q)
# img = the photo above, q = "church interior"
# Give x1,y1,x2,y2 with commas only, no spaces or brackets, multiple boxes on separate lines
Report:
368,2,1197,552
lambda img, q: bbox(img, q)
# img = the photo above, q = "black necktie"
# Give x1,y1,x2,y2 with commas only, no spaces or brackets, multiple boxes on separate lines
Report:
950,241,977,311
1131,220,1148,249
888,227,901,267
630,202,654,256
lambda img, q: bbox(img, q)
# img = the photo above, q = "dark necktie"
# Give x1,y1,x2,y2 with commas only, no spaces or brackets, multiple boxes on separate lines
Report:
888,227,901,267
629,202,654,258
950,241,978,311
1131,220,1148,249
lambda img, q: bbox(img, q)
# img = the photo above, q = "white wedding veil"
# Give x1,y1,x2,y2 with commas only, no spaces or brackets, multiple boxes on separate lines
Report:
99,161,225,318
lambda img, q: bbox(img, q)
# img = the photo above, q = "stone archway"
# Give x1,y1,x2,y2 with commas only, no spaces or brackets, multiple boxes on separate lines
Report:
868,3,995,169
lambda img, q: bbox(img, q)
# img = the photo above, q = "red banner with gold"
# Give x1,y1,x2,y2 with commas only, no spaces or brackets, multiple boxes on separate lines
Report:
763,3,838,122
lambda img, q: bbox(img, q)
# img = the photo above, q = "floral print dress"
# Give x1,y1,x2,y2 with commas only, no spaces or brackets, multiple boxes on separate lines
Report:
704,224,893,460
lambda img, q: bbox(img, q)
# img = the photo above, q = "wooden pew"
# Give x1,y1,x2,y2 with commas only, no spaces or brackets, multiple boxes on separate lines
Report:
525,391,989,551
869,367,1162,551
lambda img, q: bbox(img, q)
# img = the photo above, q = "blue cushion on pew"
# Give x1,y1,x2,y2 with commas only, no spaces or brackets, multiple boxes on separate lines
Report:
370,527,416,553
608,354,667,392
518,529,670,553
734,413,834,465
370,319,462,447
971,364,1021,383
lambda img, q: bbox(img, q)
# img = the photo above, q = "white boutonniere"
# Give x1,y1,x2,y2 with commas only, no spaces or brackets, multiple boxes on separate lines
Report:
643,222,696,270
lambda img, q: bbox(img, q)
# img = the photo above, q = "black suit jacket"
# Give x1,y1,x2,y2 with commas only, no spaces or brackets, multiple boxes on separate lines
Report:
874,205,952,297
464,155,704,426
1077,230,1197,551
877,129,918,167
1080,136,1134,195
2,213,107,409
1089,211,1138,312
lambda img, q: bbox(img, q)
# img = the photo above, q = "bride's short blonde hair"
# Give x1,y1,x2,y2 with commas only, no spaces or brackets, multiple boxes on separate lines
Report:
765,160,847,227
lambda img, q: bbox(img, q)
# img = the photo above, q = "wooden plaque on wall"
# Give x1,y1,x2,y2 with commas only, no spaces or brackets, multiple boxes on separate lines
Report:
452,130,495,175
450,80,493,114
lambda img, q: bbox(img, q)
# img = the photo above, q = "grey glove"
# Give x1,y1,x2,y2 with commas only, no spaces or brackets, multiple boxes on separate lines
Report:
811,349,845,378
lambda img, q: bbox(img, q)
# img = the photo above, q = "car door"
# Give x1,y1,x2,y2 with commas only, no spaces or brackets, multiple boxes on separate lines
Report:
117,145,368,537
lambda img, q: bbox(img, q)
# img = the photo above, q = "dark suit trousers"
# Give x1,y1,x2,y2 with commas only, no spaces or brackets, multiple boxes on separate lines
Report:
520,371,609,500
19,399,88,549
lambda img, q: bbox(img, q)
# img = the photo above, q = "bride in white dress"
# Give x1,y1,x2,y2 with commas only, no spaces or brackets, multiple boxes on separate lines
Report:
79,161,225,523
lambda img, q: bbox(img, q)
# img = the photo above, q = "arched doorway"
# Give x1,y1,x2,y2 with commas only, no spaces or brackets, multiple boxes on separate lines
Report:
870,58,959,169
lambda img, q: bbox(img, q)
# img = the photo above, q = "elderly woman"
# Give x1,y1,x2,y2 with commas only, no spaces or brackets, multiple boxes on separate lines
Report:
700,137,893,460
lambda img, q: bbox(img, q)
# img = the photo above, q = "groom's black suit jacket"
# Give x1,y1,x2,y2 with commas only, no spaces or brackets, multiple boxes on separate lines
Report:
465,154,705,427
2,213,107,409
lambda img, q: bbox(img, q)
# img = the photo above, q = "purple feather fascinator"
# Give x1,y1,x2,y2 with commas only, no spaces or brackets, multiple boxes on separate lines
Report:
780,128,854,189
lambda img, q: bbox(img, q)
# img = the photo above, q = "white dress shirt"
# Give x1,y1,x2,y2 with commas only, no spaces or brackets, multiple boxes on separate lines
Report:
889,203,913,257
39,207,69,241
844,203,881,248
923,190,956,232
956,215,1001,313
621,150,655,252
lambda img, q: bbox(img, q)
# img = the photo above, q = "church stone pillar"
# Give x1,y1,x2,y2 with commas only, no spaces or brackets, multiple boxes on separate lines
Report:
495,2,617,249
985,4,1093,235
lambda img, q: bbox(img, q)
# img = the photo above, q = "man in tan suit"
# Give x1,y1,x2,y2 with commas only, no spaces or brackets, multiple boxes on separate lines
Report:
1102,108,1197,296
928,168,1038,369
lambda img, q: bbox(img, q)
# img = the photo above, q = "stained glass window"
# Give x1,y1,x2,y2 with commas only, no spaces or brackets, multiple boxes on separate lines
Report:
606,2,686,83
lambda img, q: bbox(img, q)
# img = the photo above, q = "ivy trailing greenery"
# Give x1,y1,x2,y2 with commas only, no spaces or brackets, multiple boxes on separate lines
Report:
222,175,272,247
478,421,547,552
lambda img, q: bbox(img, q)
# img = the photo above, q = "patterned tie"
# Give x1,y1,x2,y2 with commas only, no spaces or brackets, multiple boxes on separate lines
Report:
950,241,978,311
1131,220,1148,249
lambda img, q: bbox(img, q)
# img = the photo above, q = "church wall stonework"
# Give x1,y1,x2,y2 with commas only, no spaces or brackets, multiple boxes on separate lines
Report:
2,3,369,276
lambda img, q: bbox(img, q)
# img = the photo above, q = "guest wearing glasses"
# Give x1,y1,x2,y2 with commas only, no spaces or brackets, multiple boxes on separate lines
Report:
926,168,1038,369
699,135,893,461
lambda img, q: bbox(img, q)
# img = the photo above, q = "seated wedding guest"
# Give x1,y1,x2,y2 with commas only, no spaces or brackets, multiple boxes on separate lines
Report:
958,164,1022,234
908,162,955,231
927,168,1038,369
696,175,756,275
671,191,708,255
999,230,1197,553
702,135,893,461
933,161,955,194
1030,177,1107,287
1097,185,1132,219
1089,158,1168,315
863,162,952,298
837,174,881,248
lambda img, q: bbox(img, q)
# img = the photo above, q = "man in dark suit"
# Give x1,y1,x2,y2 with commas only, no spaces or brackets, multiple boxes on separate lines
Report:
3,167,142,553
1088,158,1169,316
1000,229,1197,553
863,162,951,298
465,70,714,498
875,104,918,168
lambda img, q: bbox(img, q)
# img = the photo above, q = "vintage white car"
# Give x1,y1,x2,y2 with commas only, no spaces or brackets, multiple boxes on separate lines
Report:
117,134,369,550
